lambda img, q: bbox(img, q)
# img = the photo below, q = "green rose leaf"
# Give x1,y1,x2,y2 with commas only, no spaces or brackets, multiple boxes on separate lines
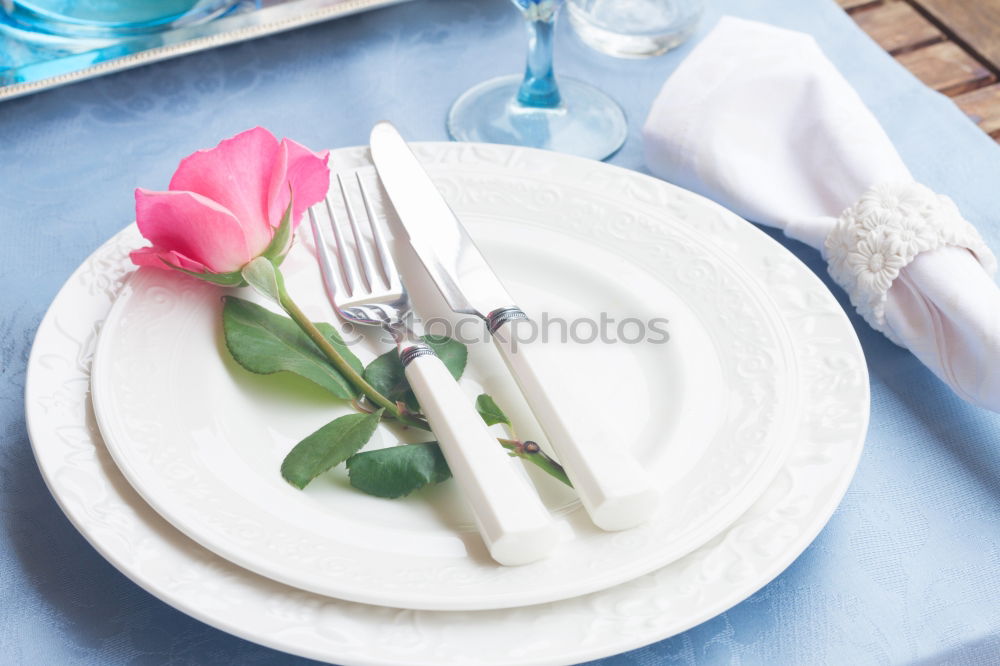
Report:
281,410,383,489
362,348,417,410
475,394,511,427
362,335,468,411
222,296,363,399
346,441,452,498
424,334,468,379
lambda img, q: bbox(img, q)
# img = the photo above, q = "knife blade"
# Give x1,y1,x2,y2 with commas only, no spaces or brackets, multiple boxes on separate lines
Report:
369,123,514,321
369,121,659,531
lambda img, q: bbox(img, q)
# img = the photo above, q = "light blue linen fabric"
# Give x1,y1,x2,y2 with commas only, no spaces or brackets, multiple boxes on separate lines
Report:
2,0,999,663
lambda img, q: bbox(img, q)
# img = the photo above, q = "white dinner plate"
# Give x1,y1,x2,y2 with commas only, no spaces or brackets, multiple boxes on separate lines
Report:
88,144,799,611
26,143,868,664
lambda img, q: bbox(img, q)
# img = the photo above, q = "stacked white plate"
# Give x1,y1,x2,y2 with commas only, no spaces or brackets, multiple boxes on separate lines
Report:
25,143,869,665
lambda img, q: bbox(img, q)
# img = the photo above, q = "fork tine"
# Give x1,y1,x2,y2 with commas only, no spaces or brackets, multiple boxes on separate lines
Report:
338,174,382,292
356,172,400,293
325,182,360,298
308,206,345,306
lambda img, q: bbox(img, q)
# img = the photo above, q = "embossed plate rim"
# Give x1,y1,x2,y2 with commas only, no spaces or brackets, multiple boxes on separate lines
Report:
25,142,869,665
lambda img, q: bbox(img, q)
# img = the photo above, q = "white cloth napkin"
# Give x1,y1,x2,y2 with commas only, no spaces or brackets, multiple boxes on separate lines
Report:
643,16,1000,412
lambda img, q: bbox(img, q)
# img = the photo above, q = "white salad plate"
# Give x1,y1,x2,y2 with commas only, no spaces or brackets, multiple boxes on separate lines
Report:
89,144,799,611
26,143,868,665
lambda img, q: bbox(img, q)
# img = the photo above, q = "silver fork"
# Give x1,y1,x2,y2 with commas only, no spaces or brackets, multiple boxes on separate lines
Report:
308,172,558,566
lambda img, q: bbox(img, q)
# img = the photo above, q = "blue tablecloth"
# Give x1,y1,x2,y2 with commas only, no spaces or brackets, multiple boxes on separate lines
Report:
3,0,1000,663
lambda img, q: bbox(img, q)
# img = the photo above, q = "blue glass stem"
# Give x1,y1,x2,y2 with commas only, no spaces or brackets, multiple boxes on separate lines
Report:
517,16,561,108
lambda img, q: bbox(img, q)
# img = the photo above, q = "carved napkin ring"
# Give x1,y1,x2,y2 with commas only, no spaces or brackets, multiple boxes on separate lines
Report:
824,181,997,344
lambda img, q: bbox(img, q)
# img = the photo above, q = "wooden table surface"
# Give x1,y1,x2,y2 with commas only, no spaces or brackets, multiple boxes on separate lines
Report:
838,0,1000,143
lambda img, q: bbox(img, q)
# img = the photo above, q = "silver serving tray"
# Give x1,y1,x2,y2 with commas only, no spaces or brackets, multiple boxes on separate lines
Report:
0,0,409,101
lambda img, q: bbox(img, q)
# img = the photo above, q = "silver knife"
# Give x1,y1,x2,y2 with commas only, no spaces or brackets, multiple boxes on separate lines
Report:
369,121,659,531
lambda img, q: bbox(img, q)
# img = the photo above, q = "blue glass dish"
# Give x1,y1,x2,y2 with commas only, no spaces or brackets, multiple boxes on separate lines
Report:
3,1,241,37
0,1,409,97
0,0,253,90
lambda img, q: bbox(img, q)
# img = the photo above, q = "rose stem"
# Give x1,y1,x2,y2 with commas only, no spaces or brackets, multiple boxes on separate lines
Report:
274,280,429,430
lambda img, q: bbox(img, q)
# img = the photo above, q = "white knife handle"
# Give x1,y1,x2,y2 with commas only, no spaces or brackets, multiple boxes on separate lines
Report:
400,342,558,566
488,313,660,531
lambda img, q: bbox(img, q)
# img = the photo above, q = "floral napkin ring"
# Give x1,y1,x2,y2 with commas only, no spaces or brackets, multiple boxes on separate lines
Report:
824,181,997,345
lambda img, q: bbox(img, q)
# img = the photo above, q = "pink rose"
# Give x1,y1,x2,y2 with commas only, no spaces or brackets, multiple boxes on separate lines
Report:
130,127,330,275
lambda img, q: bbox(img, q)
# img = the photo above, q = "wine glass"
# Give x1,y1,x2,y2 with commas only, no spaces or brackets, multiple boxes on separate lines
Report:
447,0,627,161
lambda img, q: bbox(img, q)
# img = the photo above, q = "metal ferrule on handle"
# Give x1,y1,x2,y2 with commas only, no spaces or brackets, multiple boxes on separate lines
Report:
489,313,660,531
399,342,436,366
486,306,529,334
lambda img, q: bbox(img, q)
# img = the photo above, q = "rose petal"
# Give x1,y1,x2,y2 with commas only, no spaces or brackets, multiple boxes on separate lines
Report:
168,127,280,256
130,246,210,273
135,188,254,273
267,139,331,229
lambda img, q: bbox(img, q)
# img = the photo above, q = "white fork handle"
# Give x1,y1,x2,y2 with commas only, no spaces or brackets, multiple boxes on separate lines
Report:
402,345,558,566
490,319,660,531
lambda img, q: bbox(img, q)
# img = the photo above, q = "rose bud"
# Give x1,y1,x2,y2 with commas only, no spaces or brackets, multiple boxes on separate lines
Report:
130,126,330,283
